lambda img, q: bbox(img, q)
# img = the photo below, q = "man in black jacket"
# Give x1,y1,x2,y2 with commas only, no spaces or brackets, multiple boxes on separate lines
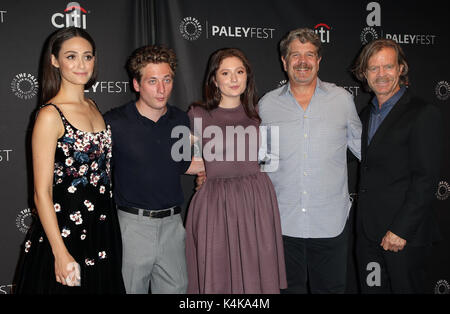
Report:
352,39,443,293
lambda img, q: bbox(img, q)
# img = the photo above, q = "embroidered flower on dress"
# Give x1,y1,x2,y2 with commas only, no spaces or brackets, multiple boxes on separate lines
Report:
70,211,83,225
54,203,61,212
80,229,87,240
99,215,106,221
68,185,77,193
78,164,88,176
39,237,43,243
91,161,98,171
84,200,95,212
85,258,95,266
65,157,74,166
24,240,31,253
99,186,105,194
98,251,107,259
61,228,71,238
90,173,100,187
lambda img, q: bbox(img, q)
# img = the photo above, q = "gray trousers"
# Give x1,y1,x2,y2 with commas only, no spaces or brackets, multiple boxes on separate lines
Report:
117,208,188,294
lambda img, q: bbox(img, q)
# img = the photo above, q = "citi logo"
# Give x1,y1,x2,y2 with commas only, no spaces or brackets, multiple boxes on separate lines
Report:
314,23,330,43
51,2,88,29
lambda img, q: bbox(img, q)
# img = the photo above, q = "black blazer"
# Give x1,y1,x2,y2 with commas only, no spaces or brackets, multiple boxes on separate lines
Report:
357,89,443,246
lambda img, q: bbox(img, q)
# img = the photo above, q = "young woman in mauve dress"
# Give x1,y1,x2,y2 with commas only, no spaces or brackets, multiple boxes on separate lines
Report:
185,48,287,294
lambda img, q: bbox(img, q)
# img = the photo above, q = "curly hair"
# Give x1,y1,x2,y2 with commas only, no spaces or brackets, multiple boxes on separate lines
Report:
126,45,177,82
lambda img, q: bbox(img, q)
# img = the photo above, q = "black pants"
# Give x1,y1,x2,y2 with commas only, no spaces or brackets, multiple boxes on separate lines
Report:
281,221,349,294
356,224,431,294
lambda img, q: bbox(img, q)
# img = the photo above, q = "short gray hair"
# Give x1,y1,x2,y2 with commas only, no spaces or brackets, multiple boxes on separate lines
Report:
280,28,322,60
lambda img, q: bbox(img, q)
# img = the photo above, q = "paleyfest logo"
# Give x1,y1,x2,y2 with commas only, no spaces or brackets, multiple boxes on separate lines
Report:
11,73,39,100
179,16,275,40
361,2,437,45
179,17,202,41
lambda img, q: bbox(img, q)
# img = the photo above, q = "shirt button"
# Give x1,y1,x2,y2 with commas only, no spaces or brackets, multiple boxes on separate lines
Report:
302,208,307,212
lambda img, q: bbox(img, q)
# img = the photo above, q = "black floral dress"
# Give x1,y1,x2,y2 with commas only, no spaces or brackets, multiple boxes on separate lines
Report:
15,104,125,294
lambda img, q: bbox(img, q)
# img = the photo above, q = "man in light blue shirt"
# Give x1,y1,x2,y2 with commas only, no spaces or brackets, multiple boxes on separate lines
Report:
259,28,361,293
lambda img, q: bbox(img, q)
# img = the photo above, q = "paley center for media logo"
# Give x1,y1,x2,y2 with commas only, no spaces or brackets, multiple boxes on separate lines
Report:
436,181,449,201
360,2,437,45
52,2,89,29
179,16,276,41
10,73,39,100
435,81,449,101
16,208,36,234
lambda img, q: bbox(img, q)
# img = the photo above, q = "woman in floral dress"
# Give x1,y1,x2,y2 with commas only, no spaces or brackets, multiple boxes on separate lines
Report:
14,27,125,294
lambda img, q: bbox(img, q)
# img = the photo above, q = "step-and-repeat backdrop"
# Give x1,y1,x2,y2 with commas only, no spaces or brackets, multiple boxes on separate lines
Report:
0,0,448,294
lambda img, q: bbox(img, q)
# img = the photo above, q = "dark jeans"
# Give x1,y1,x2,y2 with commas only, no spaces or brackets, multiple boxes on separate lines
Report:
281,221,349,294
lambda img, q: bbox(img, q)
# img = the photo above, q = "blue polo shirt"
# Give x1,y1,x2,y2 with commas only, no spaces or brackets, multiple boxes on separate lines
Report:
104,101,191,210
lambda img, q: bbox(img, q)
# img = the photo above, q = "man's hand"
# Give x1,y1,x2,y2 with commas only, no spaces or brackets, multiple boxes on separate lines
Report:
380,231,406,252
195,171,206,191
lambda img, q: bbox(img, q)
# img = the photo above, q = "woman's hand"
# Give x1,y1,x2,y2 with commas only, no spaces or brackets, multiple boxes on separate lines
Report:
54,251,80,286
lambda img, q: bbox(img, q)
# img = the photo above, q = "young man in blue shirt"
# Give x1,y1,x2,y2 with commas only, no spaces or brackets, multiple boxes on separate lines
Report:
104,45,203,294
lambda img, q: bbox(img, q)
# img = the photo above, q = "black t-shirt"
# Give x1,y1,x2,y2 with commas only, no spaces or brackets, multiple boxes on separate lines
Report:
104,101,191,210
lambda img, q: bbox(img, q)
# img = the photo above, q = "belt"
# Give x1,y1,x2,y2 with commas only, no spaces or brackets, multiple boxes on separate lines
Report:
117,205,181,218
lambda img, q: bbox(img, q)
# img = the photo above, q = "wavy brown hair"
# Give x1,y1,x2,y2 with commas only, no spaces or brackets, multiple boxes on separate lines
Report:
126,45,177,82
201,48,260,122
352,38,409,92
40,27,97,104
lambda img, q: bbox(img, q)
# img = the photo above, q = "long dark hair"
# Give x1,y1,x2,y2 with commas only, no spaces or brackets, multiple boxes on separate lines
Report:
40,27,97,104
202,48,260,122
